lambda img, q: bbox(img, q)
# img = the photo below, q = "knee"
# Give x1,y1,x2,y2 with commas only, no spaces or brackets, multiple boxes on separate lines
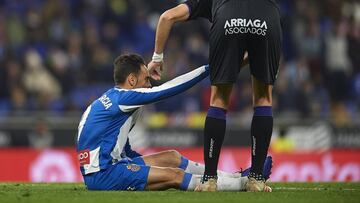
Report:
167,168,185,188
210,97,229,109
252,79,273,106
253,88,273,106
164,150,182,167
166,150,181,160
254,97,272,106
210,85,233,108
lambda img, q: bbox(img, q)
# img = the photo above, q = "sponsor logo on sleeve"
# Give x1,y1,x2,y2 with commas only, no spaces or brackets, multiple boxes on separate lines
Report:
78,149,90,166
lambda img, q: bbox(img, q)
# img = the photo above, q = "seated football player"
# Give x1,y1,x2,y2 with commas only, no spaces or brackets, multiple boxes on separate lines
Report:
76,54,272,191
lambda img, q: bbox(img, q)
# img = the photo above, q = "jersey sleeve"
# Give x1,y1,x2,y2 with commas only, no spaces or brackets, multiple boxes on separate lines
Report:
183,0,212,21
116,65,209,112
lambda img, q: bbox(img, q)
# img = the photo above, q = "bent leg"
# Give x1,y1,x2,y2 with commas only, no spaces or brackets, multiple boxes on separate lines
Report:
141,149,239,177
142,150,182,168
145,167,187,190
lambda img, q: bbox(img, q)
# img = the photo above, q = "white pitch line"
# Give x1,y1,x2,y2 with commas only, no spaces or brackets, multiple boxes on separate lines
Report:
274,187,359,191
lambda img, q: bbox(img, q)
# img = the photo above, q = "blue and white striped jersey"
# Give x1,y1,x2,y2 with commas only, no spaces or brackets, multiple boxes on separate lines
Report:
76,65,209,175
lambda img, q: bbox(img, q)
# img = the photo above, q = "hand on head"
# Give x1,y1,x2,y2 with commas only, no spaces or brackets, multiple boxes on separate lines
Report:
147,53,164,80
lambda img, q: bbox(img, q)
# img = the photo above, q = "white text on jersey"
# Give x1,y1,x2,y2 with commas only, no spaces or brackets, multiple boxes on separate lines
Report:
224,18,268,36
98,95,113,110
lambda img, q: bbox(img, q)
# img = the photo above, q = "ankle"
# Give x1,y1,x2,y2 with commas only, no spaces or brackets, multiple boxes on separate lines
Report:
248,172,265,182
201,175,218,183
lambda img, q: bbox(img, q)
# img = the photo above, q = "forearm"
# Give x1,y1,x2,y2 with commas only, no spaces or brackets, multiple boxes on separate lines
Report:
154,14,174,54
143,65,209,102
118,65,209,109
154,4,190,54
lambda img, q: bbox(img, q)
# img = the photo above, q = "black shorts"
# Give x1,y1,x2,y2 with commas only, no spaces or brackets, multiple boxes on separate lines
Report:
209,0,282,85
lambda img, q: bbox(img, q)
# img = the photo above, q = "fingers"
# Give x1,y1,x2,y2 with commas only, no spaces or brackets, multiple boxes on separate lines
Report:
148,61,163,71
151,68,161,80
147,61,163,80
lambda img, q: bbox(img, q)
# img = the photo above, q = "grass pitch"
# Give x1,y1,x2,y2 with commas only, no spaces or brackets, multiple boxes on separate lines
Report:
0,182,359,203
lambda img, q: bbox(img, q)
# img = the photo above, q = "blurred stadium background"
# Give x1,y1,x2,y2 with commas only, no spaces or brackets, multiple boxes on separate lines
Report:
0,0,359,183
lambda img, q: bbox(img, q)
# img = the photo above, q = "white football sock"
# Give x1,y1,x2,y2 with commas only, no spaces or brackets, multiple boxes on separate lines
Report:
184,160,241,178
186,174,202,190
186,175,247,191
217,176,248,191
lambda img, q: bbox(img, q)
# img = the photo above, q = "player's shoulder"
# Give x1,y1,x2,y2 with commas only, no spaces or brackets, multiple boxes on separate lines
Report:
108,87,140,105
104,87,131,98
184,0,213,8
93,88,119,110
112,87,132,98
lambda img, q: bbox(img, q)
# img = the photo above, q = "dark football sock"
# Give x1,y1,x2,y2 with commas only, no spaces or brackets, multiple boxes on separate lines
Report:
203,106,227,179
250,106,273,179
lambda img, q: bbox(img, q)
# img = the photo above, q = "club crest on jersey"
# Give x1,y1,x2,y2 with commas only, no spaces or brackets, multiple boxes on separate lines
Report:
78,149,90,166
127,164,141,172
224,18,268,36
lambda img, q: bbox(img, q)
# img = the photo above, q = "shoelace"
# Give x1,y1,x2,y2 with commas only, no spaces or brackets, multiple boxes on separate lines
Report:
201,175,218,184
248,172,266,182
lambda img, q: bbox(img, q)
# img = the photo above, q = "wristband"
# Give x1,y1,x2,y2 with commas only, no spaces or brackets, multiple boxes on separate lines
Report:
152,52,163,62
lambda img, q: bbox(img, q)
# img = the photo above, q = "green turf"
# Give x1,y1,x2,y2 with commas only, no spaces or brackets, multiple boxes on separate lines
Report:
0,182,359,203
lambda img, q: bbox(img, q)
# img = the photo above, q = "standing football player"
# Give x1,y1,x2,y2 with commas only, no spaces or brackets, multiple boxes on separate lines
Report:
148,0,281,192
77,54,273,191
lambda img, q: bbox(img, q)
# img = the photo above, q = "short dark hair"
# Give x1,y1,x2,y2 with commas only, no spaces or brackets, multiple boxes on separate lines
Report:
113,54,146,85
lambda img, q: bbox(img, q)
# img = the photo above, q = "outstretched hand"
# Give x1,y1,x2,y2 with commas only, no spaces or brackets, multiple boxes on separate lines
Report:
147,60,163,80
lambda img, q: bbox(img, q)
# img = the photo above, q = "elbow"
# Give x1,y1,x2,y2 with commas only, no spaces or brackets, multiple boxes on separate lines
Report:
160,10,176,23
159,5,189,24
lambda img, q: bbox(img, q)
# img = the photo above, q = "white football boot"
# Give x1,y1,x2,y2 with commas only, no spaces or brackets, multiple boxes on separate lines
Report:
194,178,217,192
245,177,272,192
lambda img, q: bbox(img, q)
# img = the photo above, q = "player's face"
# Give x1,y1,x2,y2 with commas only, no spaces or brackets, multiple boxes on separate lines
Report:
135,65,151,88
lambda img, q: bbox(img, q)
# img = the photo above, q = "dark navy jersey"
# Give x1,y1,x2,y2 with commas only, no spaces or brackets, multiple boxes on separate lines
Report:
184,0,280,23
184,0,213,22
184,0,237,23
